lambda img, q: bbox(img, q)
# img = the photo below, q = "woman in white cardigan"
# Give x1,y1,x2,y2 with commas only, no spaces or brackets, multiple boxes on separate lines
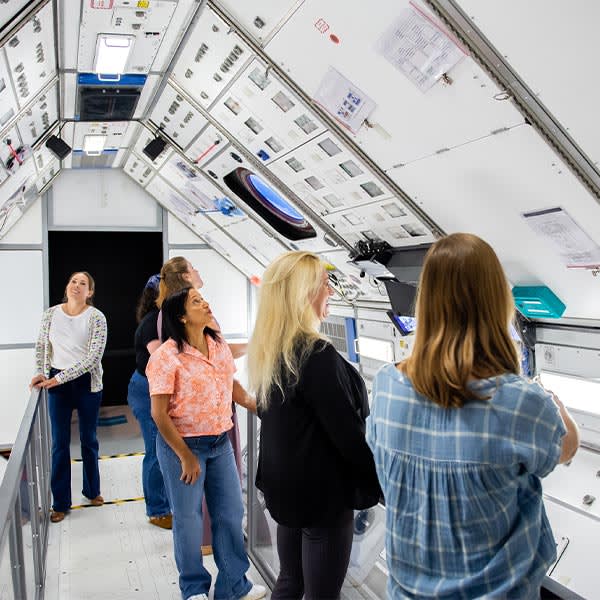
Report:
31,271,107,523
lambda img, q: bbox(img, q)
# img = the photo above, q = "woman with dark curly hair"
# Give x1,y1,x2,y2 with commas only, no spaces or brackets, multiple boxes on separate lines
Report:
126,273,171,529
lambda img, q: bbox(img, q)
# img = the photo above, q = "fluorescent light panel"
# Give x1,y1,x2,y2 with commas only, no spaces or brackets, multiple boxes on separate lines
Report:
539,371,600,416
94,34,134,75
83,135,107,155
358,336,394,363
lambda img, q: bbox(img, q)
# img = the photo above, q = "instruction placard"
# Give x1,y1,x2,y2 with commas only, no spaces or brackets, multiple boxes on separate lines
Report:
375,4,465,92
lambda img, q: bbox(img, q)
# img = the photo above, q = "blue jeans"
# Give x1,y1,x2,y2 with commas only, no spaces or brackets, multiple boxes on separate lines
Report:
48,370,102,512
127,370,170,517
157,432,252,600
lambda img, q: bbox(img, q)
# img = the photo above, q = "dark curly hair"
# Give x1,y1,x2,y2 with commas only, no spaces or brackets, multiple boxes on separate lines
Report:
135,286,159,323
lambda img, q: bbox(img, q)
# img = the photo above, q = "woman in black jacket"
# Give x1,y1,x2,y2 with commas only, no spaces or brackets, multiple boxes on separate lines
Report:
247,251,381,600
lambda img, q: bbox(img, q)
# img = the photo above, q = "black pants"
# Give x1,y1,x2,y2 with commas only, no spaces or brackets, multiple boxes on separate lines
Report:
271,510,354,600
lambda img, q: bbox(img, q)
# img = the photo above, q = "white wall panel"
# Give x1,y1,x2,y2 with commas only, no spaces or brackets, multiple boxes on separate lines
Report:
265,0,523,170
123,152,157,187
168,247,248,335
457,0,600,165
72,120,130,151
0,195,42,244
392,125,600,320
4,2,56,107
167,211,205,245
149,82,208,150
0,50,19,128
0,251,43,343
51,169,159,228
15,84,58,147
0,348,36,448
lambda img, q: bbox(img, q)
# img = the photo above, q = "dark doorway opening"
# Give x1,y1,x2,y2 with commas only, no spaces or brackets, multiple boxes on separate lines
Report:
48,231,163,406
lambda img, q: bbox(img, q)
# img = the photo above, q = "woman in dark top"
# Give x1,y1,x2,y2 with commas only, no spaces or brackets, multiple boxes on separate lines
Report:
247,251,381,600
127,274,171,529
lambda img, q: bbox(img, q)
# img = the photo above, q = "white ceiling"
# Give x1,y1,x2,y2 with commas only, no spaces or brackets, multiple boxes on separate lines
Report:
0,0,599,319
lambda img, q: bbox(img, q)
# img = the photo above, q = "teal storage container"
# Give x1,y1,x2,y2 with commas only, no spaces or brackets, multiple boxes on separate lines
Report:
512,285,566,319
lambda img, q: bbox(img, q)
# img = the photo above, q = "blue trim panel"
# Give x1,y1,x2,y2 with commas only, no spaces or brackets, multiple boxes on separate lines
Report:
345,317,359,363
72,149,120,154
77,73,147,87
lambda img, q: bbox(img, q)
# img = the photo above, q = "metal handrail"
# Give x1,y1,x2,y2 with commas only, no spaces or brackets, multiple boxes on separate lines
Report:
0,387,51,599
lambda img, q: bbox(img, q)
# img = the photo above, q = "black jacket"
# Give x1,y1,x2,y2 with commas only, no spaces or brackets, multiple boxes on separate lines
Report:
256,341,381,527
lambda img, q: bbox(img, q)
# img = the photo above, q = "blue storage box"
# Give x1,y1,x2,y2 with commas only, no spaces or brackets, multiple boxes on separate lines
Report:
512,285,566,319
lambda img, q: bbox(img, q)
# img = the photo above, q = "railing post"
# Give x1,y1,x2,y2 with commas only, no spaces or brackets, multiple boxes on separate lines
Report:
26,439,44,597
9,490,27,599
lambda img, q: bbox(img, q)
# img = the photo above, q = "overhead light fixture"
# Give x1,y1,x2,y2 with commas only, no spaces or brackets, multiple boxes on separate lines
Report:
142,136,168,161
83,134,107,156
94,34,134,77
45,135,72,160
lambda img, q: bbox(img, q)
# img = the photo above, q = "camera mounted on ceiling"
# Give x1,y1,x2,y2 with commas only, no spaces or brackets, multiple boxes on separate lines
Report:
349,239,394,279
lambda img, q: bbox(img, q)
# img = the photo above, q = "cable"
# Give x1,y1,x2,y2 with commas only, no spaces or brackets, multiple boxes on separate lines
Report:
0,201,21,235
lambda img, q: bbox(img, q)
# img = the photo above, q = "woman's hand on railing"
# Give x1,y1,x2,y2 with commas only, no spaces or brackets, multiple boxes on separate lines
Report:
38,377,60,390
29,375,46,390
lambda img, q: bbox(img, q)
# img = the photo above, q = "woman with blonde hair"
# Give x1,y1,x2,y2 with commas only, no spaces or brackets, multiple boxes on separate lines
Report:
368,233,580,599
247,251,381,600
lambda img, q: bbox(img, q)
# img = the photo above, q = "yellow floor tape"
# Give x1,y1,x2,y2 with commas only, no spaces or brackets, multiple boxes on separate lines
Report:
71,496,145,510
71,451,145,462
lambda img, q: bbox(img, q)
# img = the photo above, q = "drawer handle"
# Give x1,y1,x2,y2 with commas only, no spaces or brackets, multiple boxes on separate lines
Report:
582,494,596,506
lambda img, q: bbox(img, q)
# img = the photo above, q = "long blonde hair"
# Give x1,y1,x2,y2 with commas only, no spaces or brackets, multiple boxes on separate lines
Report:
247,251,327,409
157,256,189,308
402,233,520,408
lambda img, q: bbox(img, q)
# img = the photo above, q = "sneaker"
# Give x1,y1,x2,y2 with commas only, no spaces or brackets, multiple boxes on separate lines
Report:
239,584,267,600
149,514,172,529
187,595,208,600
88,495,104,506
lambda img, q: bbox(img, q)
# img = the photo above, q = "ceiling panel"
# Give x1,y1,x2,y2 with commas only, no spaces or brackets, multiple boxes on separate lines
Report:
269,130,396,217
265,0,523,170
149,0,198,72
77,0,177,74
170,6,255,108
212,0,303,46
322,197,435,248
392,125,600,320
0,1,32,33
456,0,600,166
209,58,327,165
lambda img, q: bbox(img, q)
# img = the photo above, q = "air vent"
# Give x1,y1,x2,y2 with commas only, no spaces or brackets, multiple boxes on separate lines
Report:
78,87,140,121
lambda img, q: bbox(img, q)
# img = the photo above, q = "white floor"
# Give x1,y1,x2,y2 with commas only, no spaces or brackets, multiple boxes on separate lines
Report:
44,454,269,600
